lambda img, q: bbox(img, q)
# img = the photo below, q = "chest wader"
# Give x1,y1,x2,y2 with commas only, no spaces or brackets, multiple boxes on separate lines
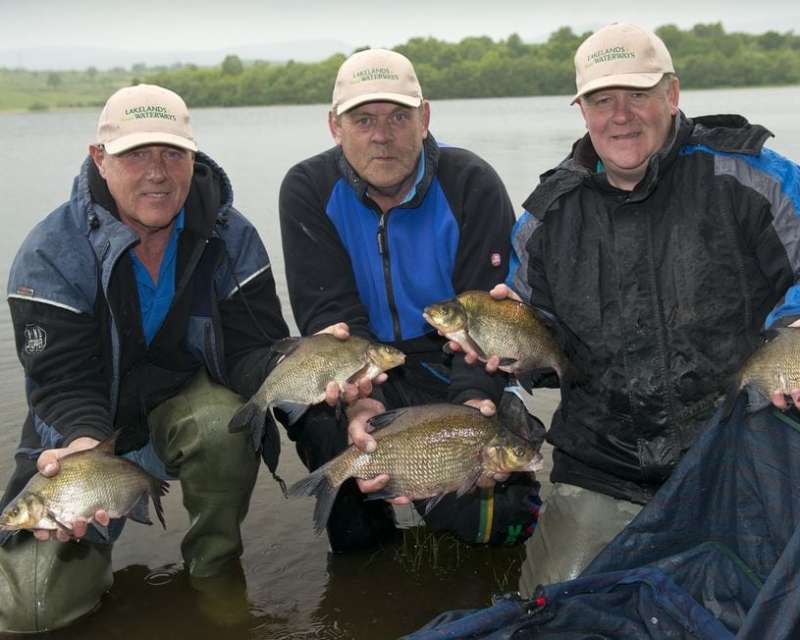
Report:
148,368,260,578
0,369,258,633
518,482,643,598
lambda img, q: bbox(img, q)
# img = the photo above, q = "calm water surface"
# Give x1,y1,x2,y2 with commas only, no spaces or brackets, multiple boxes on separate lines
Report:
0,87,798,639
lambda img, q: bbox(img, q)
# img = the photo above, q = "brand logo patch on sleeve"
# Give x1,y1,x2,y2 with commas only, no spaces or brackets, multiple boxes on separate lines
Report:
24,325,46,354
16,286,35,297
491,253,502,267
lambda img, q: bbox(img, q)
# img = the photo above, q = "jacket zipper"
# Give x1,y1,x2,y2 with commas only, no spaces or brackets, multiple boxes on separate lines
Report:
376,213,402,340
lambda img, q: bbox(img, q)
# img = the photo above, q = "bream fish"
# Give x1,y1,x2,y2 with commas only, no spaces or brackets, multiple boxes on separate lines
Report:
228,333,406,456
721,325,800,416
286,400,544,535
0,431,168,538
423,290,575,390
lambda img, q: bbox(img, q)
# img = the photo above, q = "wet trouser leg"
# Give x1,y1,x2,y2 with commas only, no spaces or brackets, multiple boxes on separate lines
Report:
0,534,113,633
518,482,643,597
149,369,259,577
285,402,399,553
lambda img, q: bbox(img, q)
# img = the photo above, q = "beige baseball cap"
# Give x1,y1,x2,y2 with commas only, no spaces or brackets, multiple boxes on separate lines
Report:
571,22,674,104
332,48,423,116
96,83,197,154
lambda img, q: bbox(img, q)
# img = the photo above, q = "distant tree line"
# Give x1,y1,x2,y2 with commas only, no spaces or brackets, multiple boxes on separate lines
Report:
141,24,800,109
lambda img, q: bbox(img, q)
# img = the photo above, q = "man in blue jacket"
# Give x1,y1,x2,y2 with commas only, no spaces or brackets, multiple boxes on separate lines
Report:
279,49,543,553
0,84,295,632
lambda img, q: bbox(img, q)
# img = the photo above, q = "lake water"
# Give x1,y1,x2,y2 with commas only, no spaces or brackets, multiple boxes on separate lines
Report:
1,87,799,639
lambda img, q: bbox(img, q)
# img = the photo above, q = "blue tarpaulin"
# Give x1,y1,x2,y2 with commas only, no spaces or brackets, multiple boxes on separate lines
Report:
403,393,800,639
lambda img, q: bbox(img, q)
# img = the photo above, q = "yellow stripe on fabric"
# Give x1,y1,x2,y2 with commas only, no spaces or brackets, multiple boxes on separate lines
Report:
478,486,495,543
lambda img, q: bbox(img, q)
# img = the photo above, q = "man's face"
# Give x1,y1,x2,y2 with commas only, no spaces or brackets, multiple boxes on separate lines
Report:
578,77,680,191
329,101,430,198
90,144,194,235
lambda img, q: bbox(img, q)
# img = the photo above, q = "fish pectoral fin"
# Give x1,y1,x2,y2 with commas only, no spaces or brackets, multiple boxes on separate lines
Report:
91,521,110,540
462,335,488,361
454,471,483,499
345,364,371,385
421,493,448,516
497,357,519,368
363,489,400,502
44,509,74,536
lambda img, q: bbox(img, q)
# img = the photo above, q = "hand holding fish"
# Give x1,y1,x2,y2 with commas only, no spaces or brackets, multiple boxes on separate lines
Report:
345,397,413,505
317,323,389,405
34,437,110,542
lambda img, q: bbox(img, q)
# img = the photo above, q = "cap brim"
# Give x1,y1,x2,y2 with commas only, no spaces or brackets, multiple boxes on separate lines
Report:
570,72,664,105
103,132,198,155
335,92,422,115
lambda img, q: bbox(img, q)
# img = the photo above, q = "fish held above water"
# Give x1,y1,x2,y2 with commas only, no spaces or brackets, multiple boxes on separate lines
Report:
423,290,577,391
286,401,544,536
720,326,800,417
0,431,168,538
227,333,406,441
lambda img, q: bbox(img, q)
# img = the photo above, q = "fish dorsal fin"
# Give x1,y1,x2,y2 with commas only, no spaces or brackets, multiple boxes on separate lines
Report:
367,407,413,430
96,429,123,455
273,336,304,357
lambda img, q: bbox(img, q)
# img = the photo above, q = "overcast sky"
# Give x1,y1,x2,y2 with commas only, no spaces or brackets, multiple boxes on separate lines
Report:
2,0,799,68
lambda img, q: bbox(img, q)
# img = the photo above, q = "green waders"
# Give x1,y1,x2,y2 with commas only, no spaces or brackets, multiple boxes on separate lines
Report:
518,482,643,598
0,369,259,633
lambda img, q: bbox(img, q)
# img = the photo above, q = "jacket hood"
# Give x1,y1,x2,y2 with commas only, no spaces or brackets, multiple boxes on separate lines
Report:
72,150,234,239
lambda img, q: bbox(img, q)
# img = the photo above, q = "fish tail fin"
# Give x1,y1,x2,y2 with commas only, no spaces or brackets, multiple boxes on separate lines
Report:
227,401,267,436
286,469,340,536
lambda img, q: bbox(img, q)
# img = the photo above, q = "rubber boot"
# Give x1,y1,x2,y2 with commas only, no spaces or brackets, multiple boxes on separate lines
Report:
149,369,259,578
0,534,112,633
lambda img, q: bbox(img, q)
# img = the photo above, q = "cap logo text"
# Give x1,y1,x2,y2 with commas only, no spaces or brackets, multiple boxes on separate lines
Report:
122,105,178,122
585,46,636,68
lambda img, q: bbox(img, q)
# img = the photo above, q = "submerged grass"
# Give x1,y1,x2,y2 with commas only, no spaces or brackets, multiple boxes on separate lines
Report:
395,525,463,576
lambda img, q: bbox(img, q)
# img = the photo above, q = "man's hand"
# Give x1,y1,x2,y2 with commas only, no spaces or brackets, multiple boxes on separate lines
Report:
34,437,111,542
772,389,800,411
345,398,412,505
317,323,388,405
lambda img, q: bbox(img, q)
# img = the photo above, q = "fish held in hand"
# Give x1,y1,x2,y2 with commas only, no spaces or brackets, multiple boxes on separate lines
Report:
721,326,800,417
286,402,544,536
0,431,168,539
227,334,406,446
423,290,577,391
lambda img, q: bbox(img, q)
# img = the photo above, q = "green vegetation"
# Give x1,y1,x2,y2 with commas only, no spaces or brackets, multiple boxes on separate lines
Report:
2,23,799,113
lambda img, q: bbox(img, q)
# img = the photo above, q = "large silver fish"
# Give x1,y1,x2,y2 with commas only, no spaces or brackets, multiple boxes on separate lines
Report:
0,431,168,538
423,290,576,391
722,326,800,416
286,400,544,535
228,333,406,434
